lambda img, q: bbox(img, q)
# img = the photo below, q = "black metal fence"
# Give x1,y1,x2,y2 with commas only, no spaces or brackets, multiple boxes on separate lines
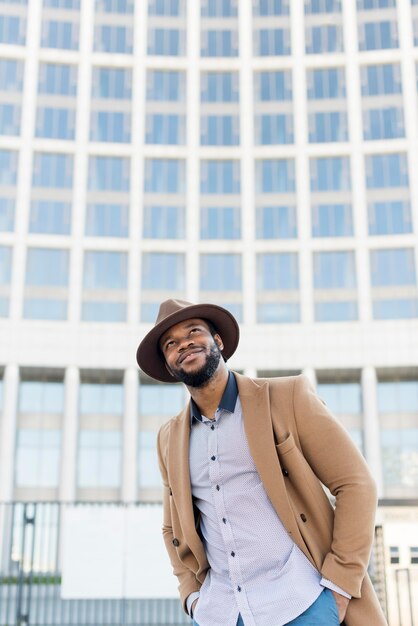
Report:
0,501,396,626
0,502,189,626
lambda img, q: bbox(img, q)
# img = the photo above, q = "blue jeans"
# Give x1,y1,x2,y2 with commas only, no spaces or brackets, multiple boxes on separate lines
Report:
192,588,340,625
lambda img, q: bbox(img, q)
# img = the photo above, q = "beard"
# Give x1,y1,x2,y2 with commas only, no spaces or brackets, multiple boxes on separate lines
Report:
168,341,222,388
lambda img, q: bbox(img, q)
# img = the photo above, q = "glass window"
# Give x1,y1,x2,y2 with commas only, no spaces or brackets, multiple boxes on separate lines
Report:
255,70,292,101
145,113,185,145
310,156,351,191
200,206,241,239
370,248,416,287
91,67,132,99
358,0,396,8
312,204,353,237
306,25,343,54
85,203,128,237
201,71,238,102
83,251,127,290
361,63,402,96
200,114,239,145
94,25,133,53
0,245,12,317
365,153,408,188
80,382,123,415
257,302,300,323
15,429,61,488
138,380,184,415
257,253,299,290
200,253,242,290
0,59,24,92
96,0,134,13
0,150,18,185
148,0,184,16
389,546,399,564
313,251,357,289
44,0,80,8
255,28,291,56
358,20,398,51
32,153,73,189
317,382,361,414
380,428,418,497
378,381,418,413
35,107,76,140
141,252,185,290
308,112,348,143
41,20,79,50
0,16,26,46
25,248,69,288
256,159,295,193
29,201,71,235
0,104,20,136
305,0,341,13
307,68,346,99
19,381,64,414
142,205,184,239
77,430,122,488
146,70,185,101
88,156,130,191
368,201,412,235
255,114,293,145
38,63,77,96
201,0,238,16
363,107,404,140
90,111,131,143
138,431,160,488
411,547,418,565
201,160,240,194
253,0,289,15
148,27,185,56
144,159,185,194
201,29,238,57
256,205,297,239
0,198,15,232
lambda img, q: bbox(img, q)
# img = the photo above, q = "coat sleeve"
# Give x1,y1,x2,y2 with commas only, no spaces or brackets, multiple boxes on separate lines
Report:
156,422,202,612
292,374,378,598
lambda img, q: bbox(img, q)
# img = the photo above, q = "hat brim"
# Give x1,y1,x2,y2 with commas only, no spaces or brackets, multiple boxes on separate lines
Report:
136,303,240,383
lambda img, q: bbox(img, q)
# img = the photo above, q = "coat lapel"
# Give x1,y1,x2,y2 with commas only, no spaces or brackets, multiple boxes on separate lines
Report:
167,403,206,562
235,373,304,545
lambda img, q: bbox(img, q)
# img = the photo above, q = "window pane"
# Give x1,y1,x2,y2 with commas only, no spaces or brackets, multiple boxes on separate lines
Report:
29,201,71,235
256,205,297,239
141,252,185,290
201,160,240,194
142,205,184,239
85,204,129,237
144,159,185,193
257,253,299,290
83,251,127,289
200,253,242,290
32,153,73,189
256,159,295,193
88,156,130,191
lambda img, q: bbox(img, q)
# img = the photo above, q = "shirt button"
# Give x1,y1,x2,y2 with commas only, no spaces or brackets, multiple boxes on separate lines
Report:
222,518,227,524
231,551,235,557
216,485,220,491
211,424,215,430
172,538,180,547
237,586,241,592
300,513,307,523
211,455,216,461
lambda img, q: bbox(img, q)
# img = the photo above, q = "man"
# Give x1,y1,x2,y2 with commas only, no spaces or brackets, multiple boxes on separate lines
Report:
136,299,387,626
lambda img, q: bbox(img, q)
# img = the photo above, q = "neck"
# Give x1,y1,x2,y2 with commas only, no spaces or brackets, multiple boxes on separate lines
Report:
187,362,229,420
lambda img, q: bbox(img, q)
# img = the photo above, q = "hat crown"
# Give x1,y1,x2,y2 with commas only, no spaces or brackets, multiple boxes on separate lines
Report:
156,299,196,326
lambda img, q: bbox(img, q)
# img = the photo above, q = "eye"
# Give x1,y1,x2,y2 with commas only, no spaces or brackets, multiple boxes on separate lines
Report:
165,339,175,350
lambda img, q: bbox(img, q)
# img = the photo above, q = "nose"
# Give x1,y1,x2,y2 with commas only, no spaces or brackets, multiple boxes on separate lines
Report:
178,336,194,352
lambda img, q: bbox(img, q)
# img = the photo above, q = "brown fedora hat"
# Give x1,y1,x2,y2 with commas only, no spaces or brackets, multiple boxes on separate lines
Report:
136,299,240,383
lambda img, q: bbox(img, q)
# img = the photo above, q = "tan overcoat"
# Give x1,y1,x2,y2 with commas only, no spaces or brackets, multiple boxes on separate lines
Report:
157,373,388,626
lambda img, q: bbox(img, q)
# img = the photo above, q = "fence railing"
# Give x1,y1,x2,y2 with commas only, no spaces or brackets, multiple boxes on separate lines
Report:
0,502,189,626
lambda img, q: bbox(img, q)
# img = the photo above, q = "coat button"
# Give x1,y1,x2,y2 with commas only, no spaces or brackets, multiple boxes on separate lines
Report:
282,467,289,477
169,487,173,495
300,513,307,523
172,538,180,547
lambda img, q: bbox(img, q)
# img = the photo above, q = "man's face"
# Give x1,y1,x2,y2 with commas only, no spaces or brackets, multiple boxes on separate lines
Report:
159,318,223,388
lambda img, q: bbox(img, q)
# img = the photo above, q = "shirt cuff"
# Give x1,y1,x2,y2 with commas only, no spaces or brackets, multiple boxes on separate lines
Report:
320,577,352,600
186,591,200,617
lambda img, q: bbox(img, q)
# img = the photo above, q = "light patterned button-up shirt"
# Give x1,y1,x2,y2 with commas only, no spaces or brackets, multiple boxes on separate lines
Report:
187,372,349,626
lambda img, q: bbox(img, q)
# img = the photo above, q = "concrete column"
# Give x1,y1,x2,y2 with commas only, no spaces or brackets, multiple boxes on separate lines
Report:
361,366,383,497
122,367,138,502
0,364,19,501
302,367,317,389
59,366,79,502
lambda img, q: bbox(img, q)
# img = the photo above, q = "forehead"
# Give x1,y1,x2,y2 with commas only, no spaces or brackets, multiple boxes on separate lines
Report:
159,318,209,345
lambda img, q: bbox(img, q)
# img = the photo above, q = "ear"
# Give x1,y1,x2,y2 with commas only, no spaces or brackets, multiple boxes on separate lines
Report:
214,333,224,351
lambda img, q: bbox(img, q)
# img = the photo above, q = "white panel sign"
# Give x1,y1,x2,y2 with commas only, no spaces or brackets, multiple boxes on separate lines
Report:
125,506,178,598
61,507,124,599
61,505,178,599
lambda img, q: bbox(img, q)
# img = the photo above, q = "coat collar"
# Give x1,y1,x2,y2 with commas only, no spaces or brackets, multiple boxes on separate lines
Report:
168,372,305,555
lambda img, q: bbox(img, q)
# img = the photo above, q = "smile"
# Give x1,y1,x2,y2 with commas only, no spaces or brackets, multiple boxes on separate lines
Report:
178,349,203,364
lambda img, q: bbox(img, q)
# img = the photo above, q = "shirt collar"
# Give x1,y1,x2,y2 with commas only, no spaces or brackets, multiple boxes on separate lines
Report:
190,371,238,424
